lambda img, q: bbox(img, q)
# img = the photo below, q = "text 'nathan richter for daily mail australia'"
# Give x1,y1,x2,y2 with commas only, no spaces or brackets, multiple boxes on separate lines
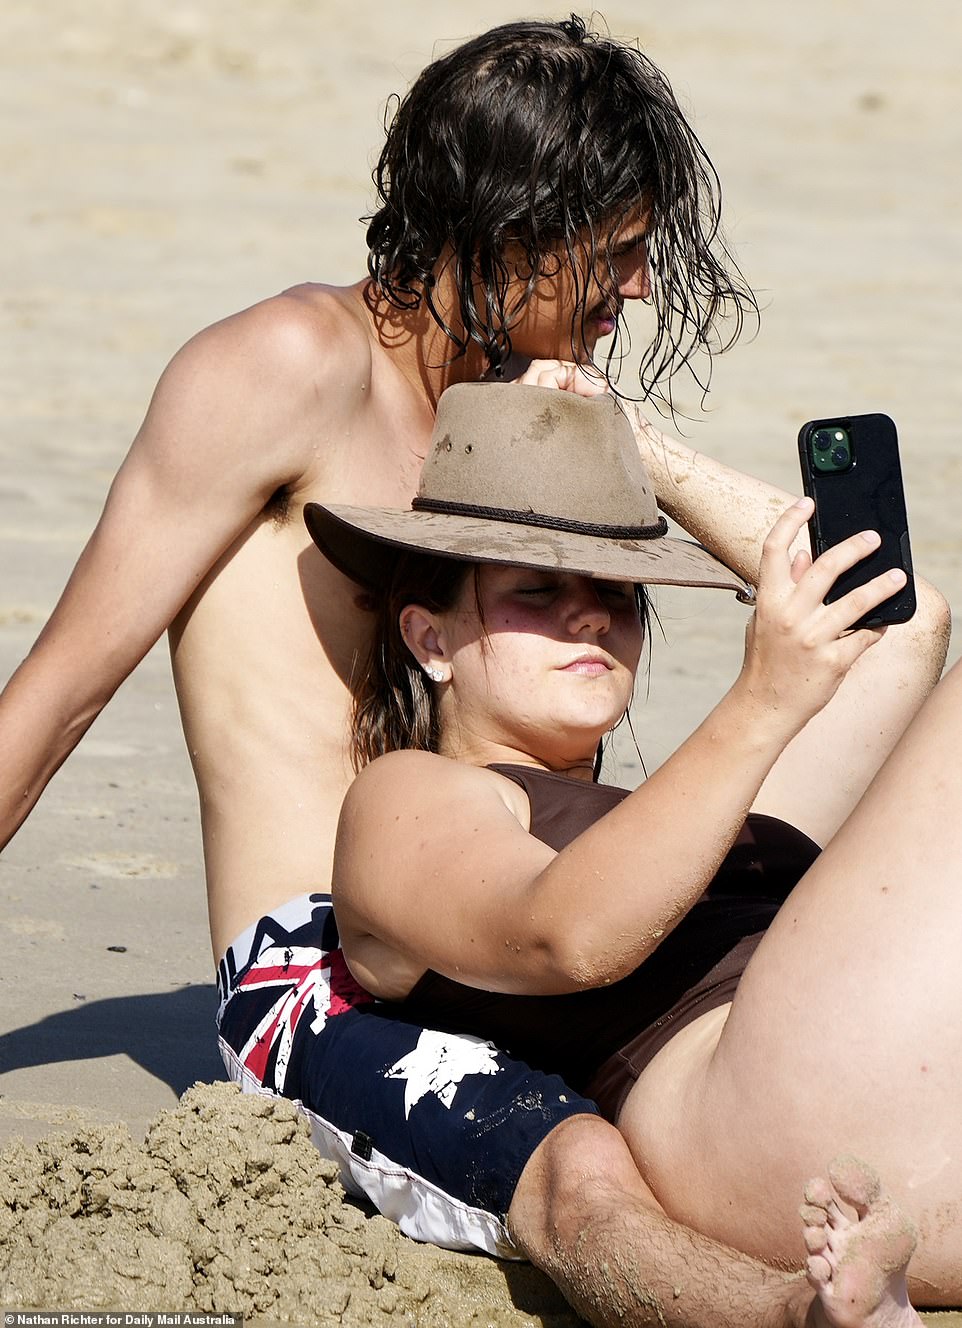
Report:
4,1315,243,1328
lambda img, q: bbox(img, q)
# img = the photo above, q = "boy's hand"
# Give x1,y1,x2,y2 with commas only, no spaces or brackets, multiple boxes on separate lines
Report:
494,356,609,397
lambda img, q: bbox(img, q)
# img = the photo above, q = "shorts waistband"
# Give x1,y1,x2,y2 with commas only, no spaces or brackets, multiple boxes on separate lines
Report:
216,892,335,1005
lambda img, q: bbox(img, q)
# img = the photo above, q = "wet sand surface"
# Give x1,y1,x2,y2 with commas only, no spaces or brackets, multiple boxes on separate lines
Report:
2,0,961,1320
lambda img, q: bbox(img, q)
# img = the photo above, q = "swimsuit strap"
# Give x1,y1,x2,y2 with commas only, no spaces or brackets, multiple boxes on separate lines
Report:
486,763,629,852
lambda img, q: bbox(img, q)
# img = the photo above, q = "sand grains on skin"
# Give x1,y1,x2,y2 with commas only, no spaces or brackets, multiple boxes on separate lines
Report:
0,1081,579,1326
802,1156,923,1328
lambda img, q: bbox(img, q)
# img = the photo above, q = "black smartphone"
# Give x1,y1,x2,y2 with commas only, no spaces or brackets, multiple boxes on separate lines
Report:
797,413,916,626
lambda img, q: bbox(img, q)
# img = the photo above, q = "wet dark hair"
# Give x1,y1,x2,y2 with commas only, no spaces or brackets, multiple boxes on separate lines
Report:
365,15,758,406
352,552,476,770
351,550,649,772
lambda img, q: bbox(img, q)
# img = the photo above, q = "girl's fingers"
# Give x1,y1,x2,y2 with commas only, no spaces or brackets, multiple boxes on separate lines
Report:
758,500,814,595
828,623,887,671
790,549,812,585
819,568,906,636
792,528,884,613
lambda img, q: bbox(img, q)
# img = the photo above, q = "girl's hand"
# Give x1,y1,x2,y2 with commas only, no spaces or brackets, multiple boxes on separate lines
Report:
739,498,907,735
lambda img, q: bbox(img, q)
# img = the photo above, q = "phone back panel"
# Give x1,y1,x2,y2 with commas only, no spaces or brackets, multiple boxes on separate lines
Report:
798,413,916,626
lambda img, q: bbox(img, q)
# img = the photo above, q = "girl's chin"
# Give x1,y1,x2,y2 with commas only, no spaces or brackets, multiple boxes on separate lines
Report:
520,728,621,767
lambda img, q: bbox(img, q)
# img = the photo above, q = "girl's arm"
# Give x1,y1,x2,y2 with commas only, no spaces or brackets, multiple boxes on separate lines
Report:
627,407,950,846
334,502,899,1000
504,368,949,844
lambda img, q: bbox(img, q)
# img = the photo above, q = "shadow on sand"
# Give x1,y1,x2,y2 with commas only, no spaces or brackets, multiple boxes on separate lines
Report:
0,983,225,1097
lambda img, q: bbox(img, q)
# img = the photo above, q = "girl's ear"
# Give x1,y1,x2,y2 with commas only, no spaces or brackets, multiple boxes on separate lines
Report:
399,604,448,676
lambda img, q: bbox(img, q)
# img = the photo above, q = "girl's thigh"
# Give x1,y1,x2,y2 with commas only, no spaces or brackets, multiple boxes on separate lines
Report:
619,667,962,1299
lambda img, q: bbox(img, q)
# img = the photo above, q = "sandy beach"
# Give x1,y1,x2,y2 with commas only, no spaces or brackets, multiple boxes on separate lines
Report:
2,0,961,1320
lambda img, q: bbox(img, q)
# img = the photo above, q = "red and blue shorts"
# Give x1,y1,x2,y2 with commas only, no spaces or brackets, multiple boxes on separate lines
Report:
215,892,598,1256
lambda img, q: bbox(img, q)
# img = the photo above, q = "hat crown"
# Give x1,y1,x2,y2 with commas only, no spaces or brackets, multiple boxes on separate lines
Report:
302,381,748,601
418,384,658,529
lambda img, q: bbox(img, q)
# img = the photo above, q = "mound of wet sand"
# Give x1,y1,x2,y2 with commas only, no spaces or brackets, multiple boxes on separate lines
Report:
0,1081,579,1326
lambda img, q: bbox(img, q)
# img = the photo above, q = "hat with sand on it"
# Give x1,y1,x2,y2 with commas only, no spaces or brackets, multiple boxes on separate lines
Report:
304,382,751,597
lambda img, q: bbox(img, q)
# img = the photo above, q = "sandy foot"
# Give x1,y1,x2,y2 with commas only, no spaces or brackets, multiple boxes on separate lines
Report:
801,1155,922,1328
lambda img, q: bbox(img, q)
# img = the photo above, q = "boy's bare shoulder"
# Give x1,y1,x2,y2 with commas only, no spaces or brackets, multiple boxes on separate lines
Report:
180,281,375,408
114,280,383,518
136,281,377,477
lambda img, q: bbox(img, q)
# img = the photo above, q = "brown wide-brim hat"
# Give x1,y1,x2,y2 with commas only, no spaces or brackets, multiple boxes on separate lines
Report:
304,383,751,597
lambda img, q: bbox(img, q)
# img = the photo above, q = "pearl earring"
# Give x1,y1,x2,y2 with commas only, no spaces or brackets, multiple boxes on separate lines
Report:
423,665,445,683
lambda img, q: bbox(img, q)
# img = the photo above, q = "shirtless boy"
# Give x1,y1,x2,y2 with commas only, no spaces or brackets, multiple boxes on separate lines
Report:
0,17,935,1328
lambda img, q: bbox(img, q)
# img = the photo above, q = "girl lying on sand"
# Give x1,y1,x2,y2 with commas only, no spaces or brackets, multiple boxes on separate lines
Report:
306,380,958,1322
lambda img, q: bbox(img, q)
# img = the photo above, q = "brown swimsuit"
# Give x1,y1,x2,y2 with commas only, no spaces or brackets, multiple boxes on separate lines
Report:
393,764,820,1122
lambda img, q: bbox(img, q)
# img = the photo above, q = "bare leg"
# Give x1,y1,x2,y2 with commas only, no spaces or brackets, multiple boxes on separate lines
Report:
509,1114,816,1328
802,1157,921,1328
619,657,962,1301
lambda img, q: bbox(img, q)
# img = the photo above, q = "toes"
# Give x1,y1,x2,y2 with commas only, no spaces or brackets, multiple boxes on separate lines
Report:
803,1222,830,1255
804,1175,835,1208
828,1154,882,1213
805,1252,833,1288
804,1171,858,1237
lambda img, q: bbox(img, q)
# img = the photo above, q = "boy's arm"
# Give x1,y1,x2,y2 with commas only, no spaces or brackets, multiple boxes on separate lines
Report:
0,294,339,849
626,404,950,844
626,404,801,582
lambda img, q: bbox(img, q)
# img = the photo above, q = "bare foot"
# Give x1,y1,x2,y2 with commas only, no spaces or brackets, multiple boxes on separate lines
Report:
800,1155,922,1328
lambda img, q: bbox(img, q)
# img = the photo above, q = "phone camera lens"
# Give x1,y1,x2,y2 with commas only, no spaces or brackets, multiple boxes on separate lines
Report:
810,425,852,471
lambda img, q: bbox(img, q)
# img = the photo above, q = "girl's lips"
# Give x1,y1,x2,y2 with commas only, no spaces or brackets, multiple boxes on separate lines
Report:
561,657,612,677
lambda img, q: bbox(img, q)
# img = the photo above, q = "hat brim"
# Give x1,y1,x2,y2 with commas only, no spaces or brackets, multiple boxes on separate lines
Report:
305,502,751,597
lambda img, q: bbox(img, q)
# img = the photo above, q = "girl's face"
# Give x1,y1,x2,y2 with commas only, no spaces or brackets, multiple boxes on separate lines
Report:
430,564,644,770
